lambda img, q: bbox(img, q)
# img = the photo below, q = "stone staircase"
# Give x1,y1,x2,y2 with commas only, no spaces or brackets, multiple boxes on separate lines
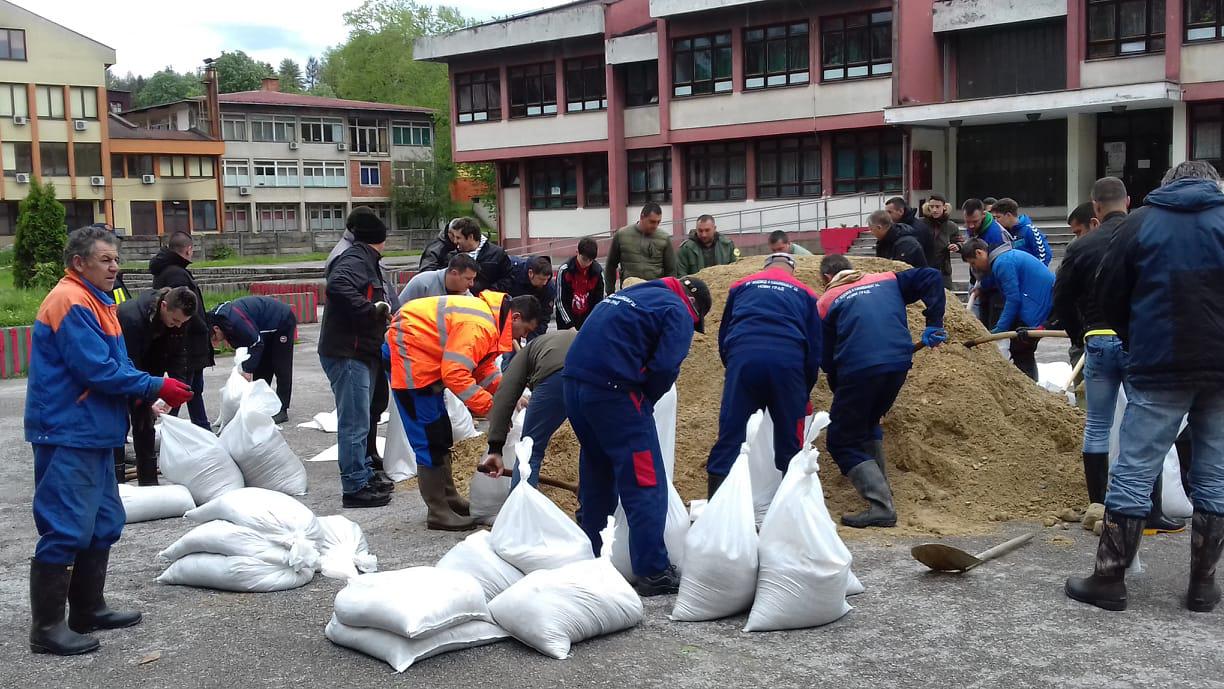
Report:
122,266,328,293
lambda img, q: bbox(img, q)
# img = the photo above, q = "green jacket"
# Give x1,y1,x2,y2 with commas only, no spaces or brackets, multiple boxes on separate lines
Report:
677,231,739,276
605,222,677,292
790,243,813,256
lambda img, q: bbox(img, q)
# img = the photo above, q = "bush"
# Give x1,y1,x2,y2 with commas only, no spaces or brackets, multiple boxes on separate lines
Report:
32,262,63,290
13,180,67,289
210,243,235,261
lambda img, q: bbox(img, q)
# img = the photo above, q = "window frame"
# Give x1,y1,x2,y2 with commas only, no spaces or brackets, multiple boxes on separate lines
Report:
159,156,187,178
299,116,344,144
221,115,247,141
508,61,558,119
564,56,608,112
744,21,811,90
2,141,32,177
392,122,432,147
687,142,748,202
1189,102,1224,173
529,157,578,210
162,201,191,234
39,142,69,176
1186,0,1224,41
257,203,300,232
672,32,734,97
583,154,609,208
251,115,296,142
69,87,98,119
623,61,659,107
306,203,348,231
192,200,218,232
820,9,894,82
73,143,102,178
130,201,158,236
223,160,251,187
394,162,430,187
0,82,27,118
0,28,26,61
224,203,250,232
350,118,388,154
126,155,154,178
35,85,65,119
359,162,382,187
833,129,903,195
1086,0,1166,58
756,135,822,199
628,147,672,204
455,69,502,124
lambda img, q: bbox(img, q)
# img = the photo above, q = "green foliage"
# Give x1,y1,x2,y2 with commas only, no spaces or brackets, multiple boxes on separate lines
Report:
0,247,13,268
391,163,452,229
107,70,149,108
13,180,67,289
215,51,275,93
305,56,321,91
32,262,63,290
209,243,235,261
0,287,49,327
278,59,304,93
135,67,202,108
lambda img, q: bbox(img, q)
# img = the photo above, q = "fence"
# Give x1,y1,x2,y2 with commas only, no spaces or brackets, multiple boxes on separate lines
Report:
0,326,32,379
117,229,437,263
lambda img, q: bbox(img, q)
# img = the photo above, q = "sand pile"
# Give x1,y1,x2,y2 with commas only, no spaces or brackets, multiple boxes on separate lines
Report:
450,256,1086,536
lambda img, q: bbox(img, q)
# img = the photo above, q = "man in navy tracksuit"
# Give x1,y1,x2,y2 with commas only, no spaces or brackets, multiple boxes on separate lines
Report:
705,254,821,498
960,239,1054,381
818,254,946,528
563,276,711,596
207,296,298,422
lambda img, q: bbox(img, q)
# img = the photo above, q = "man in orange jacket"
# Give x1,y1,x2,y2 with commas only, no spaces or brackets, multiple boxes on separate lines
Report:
387,291,543,530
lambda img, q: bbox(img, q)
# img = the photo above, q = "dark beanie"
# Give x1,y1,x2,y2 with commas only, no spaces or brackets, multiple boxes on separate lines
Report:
347,207,387,245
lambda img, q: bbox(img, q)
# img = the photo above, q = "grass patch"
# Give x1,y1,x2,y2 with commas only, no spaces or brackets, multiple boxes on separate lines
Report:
0,286,49,327
202,289,252,311
0,248,13,268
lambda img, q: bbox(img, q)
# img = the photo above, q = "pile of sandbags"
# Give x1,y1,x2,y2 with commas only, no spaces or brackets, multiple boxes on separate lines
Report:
217,347,251,430
220,380,308,495
316,515,379,581
158,415,244,505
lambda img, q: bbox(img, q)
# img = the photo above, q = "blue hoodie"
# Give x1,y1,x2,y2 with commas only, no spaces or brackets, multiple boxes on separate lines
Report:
988,247,1054,333
1010,215,1052,266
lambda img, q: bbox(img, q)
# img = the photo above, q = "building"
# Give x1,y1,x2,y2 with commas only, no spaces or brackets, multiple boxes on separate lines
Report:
415,0,1224,251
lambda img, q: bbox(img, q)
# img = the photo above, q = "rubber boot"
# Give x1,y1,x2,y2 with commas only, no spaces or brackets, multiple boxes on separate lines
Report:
1188,510,1224,612
1145,476,1186,535
841,461,897,528
1064,510,1145,611
872,439,886,473
1082,452,1108,505
418,464,476,532
29,559,99,656
707,472,726,500
67,549,141,633
441,454,470,517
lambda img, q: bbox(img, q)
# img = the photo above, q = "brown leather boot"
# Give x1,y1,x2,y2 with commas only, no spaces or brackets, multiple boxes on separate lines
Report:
417,464,476,532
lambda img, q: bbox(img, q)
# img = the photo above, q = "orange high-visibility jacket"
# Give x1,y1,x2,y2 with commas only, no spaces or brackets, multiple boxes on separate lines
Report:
387,291,513,416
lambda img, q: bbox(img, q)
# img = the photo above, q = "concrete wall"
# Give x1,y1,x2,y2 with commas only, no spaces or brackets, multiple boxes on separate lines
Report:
909,127,950,199
625,106,662,139
501,187,522,240
1080,56,1164,89
0,3,113,87
527,207,612,238
455,110,608,152
669,78,890,131
1182,43,1224,84
932,0,1065,32
1066,113,1098,208
1171,101,1188,167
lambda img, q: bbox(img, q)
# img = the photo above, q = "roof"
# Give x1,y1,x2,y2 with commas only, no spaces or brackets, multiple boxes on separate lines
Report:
217,90,433,114
415,0,604,61
107,113,215,141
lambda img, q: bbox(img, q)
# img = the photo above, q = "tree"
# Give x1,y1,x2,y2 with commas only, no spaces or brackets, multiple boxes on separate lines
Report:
278,58,304,93
13,180,67,289
305,56,321,91
134,68,202,108
214,51,274,93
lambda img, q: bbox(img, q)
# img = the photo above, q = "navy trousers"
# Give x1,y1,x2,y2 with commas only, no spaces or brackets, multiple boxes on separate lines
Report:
565,378,669,578
32,444,125,565
512,372,569,489
826,370,909,475
392,387,452,468
706,351,811,477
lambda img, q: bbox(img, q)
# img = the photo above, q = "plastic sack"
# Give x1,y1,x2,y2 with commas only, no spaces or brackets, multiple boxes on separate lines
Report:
470,473,512,526
610,481,689,582
185,487,322,544
436,530,523,601
325,615,507,673
159,519,320,572
445,389,480,442
670,451,758,622
119,483,195,524
159,415,244,505
333,567,490,639
489,438,593,573
488,558,643,660
382,399,418,482
221,380,308,496
746,411,781,524
654,385,678,477
315,515,379,581
217,347,252,430
157,553,314,592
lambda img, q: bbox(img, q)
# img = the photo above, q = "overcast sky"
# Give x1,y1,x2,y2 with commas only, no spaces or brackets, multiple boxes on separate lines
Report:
21,0,571,77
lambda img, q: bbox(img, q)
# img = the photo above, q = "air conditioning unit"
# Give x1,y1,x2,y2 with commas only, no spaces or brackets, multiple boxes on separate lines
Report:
238,186,252,196
336,142,348,151
141,174,156,184
15,172,30,183
74,120,88,131
89,175,105,187
13,115,28,125
289,141,299,150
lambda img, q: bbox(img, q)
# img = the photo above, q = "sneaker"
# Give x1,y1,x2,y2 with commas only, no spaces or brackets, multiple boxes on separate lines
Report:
272,410,289,425
342,485,392,509
369,471,395,494
633,565,680,597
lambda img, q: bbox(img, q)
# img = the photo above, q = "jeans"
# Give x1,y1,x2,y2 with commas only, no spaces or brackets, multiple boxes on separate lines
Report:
511,373,569,489
1082,336,1126,453
1106,383,1224,517
170,370,210,430
320,355,374,495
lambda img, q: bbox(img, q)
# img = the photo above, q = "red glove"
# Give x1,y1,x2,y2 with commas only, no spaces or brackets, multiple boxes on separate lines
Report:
159,377,194,408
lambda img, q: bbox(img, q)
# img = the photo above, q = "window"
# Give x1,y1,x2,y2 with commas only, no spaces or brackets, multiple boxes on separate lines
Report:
221,116,247,141
159,156,187,178
0,82,27,117
0,202,16,235
110,154,125,178
456,69,501,123
392,122,432,146
833,129,903,194
360,162,381,186
300,116,344,143
187,157,214,178
623,61,659,107
394,162,430,187
224,204,250,232
64,202,94,232
257,204,300,232
509,62,558,118
1087,0,1165,58
127,155,154,178
162,201,190,234
302,161,346,187
254,160,276,186
40,142,69,176
35,85,65,119
223,160,250,187
192,201,218,232
745,22,810,89
583,154,609,208
757,136,822,199
1191,103,1224,173
253,160,298,187
1186,0,1223,40
822,11,893,81
350,118,387,154
1,142,32,176
529,158,577,209
307,204,347,230
364,203,390,226
0,29,25,61
70,87,98,119
251,115,296,142
130,201,158,236
73,143,102,177
672,33,733,96
956,19,1066,98
687,142,747,202
565,56,607,112
628,148,671,203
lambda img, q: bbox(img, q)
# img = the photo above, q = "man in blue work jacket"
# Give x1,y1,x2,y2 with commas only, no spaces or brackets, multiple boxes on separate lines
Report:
960,238,1054,381
207,296,298,423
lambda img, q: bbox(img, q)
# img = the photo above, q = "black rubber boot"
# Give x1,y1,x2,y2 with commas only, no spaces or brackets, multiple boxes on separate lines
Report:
633,565,680,597
1065,511,1145,611
441,454,470,517
707,472,726,500
29,559,99,656
1145,476,1186,535
1082,452,1108,505
1188,511,1224,613
841,461,897,528
67,549,141,633
872,439,886,473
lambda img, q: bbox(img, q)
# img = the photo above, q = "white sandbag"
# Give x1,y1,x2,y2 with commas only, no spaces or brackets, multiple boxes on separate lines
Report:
469,472,512,526
503,407,526,456
746,411,781,524
488,558,643,660
297,410,338,433
333,567,490,639
846,570,865,596
445,389,480,442
654,385,678,478
315,515,378,581
382,399,418,481
609,481,689,582
436,530,523,601
308,438,385,464
489,438,593,573
744,443,852,632
687,500,707,523
185,487,322,543
221,381,307,496
325,615,507,673
157,553,314,592
159,415,245,505
771,413,829,502
670,451,758,622
118,483,195,524
159,519,320,573
217,347,252,430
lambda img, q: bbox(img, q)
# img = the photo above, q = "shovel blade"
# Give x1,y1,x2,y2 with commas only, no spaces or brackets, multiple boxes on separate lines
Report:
911,543,982,573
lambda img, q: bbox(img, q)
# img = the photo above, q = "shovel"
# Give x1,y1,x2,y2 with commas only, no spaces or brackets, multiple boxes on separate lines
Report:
962,330,1068,348
911,532,1036,573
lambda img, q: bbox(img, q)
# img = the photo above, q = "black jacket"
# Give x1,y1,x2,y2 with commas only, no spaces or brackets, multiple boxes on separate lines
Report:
895,222,935,266
418,229,456,272
211,296,295,374
450,239,513,295
149,248,215,371
118,289,188,377
1052,211,1126,347
875,225,929,268
319,242,388,363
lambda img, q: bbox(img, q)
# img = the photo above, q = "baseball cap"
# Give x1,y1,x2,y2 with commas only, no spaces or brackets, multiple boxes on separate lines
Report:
679,276,712,334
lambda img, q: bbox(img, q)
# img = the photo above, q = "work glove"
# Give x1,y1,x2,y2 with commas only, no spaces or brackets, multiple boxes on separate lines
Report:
373,301,392,322
159,377,194,408
921,327,948,348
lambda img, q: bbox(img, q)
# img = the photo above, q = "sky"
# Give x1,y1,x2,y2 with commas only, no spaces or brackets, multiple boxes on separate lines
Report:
21,0,572,77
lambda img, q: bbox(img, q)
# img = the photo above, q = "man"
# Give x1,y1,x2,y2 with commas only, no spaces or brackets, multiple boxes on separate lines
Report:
398,253,478,303
418,218,461,272
677,214,739,276
148,231,213,429
555,237,604,330
319,210,394,509
449,217,512,295
886,197,934,265
983,196,998,213
563,276,712,596
508,255,556,338
960,238,1053,381
993,198,1052,266
768,229,813,256
817,254,946,529
208,296,297,423
915,195,963,289
25,226,192,656
705,254,821,498
605,203,677,292
118,287,197,486
1067,201,1098,238
480,328,579,488
956,198,1014,329
1067,161,1224,613
870,210,927,268
388,292,543,530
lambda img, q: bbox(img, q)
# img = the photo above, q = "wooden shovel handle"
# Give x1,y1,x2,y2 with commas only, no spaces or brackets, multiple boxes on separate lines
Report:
973,532,1036,562
964,330,1069,348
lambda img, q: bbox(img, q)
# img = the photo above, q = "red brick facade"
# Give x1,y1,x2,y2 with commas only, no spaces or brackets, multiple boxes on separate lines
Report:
350,160,392,198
